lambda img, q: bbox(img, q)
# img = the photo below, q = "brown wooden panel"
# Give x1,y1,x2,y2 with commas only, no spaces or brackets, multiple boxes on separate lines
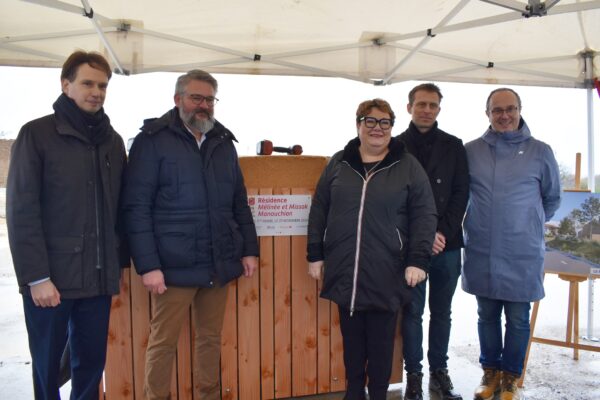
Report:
239,156,328,189
291,187,317,396
330,305,345,392
273,188,291,398
221,280,238,400
390,315,403,383
101,156,336,399
129,269,150,399
176,309,193,399
105,269,134,399
317,277,331,394
258,187,275,400
238,187,261,400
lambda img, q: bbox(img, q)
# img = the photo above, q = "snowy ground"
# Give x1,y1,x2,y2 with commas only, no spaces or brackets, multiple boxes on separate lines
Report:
0,198,598,398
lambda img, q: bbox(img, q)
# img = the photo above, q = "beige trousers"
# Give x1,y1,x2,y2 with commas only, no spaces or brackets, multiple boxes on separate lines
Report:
144,284,229,400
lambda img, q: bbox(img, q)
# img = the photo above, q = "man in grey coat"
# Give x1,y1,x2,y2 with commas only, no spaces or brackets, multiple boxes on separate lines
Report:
463,88,561,400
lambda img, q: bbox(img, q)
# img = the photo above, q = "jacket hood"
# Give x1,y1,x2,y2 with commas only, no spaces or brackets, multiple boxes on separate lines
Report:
140,107,238,142
341,136,406,176
482,117,530,145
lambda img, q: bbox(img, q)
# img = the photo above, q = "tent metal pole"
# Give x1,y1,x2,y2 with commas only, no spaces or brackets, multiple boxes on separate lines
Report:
382,0,470,84
583,51,598,341
79,0,125,75
585,275,598,341
21,0,113,25
0,43,63,61
1,29,101,43
584,53,596,193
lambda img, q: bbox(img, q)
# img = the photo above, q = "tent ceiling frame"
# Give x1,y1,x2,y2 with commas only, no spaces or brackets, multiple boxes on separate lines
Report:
387,42,582,85
21,0,113,25
381,0,471,84
6,0,599,87
139,57,250,74
381,0,600,44
130,26,361,81
0,42,63,61
479,0,562,17
395,65,484,83
20,0,126,73
1,29,101,43
79,0,125,75
492,64,575,81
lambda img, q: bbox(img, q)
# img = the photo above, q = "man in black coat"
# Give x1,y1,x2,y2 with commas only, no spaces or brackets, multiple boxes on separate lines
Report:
122,70,259,400
397,83,469,400
7,51,128,400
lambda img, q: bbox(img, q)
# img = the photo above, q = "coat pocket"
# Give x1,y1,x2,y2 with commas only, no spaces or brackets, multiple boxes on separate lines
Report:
155,223,196,268
225,219,244,260
46,235,84,290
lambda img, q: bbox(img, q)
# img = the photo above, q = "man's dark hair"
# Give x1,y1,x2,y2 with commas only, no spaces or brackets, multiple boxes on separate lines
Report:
486,88,522,111
408,83,443,105
175,70,218,95
61,51,112,82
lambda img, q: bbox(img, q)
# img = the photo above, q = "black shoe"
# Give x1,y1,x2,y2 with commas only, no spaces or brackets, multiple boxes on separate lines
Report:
404,372,423,400
429,368,463,400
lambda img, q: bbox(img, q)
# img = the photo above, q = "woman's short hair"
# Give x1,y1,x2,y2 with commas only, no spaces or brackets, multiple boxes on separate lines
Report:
356,98,395,125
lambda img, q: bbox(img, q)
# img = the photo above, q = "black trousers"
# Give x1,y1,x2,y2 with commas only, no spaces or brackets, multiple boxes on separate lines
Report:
338,306,398,400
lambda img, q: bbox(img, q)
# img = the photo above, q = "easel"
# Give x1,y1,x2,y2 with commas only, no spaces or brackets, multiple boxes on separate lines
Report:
520,153,600,387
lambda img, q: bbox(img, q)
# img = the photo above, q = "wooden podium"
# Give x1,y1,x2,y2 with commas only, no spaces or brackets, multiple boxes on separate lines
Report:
101,155,403,400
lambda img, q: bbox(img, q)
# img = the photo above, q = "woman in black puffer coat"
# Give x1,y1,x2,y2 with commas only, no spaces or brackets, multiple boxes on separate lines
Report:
307,99,437,400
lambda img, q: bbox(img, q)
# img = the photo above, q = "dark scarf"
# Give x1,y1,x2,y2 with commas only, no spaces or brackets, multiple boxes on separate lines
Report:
53,93,111,145
405,121,438,167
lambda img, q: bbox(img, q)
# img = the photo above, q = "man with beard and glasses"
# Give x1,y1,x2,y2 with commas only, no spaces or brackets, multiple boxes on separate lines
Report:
122,69,259,400
7,51,128,399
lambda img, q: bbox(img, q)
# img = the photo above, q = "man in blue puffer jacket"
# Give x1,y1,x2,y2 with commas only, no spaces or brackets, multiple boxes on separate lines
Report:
463,88,561,400
122,70,259,400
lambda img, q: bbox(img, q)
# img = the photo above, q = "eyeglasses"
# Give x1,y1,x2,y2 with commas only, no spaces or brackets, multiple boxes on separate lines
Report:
359,116,393,130
489,106,519,116
186,93,219,106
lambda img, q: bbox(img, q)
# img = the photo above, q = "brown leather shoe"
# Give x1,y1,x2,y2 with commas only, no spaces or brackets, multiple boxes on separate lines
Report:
500,372,521,400
473,368,501,400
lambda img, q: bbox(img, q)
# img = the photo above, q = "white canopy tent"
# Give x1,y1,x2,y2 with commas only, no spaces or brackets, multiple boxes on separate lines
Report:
0,0,598,84
1,0,599,339
1,0,599,186
1,0,599,180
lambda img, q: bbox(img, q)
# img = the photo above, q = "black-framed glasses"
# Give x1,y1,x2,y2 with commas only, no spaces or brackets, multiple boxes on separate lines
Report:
359,116,393,130
186,93,219,106
490,106,519,116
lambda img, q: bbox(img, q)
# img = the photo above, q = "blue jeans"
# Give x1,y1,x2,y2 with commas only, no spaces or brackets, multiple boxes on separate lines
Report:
402,249,462,373
476,296,531,376
23,295,112,400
